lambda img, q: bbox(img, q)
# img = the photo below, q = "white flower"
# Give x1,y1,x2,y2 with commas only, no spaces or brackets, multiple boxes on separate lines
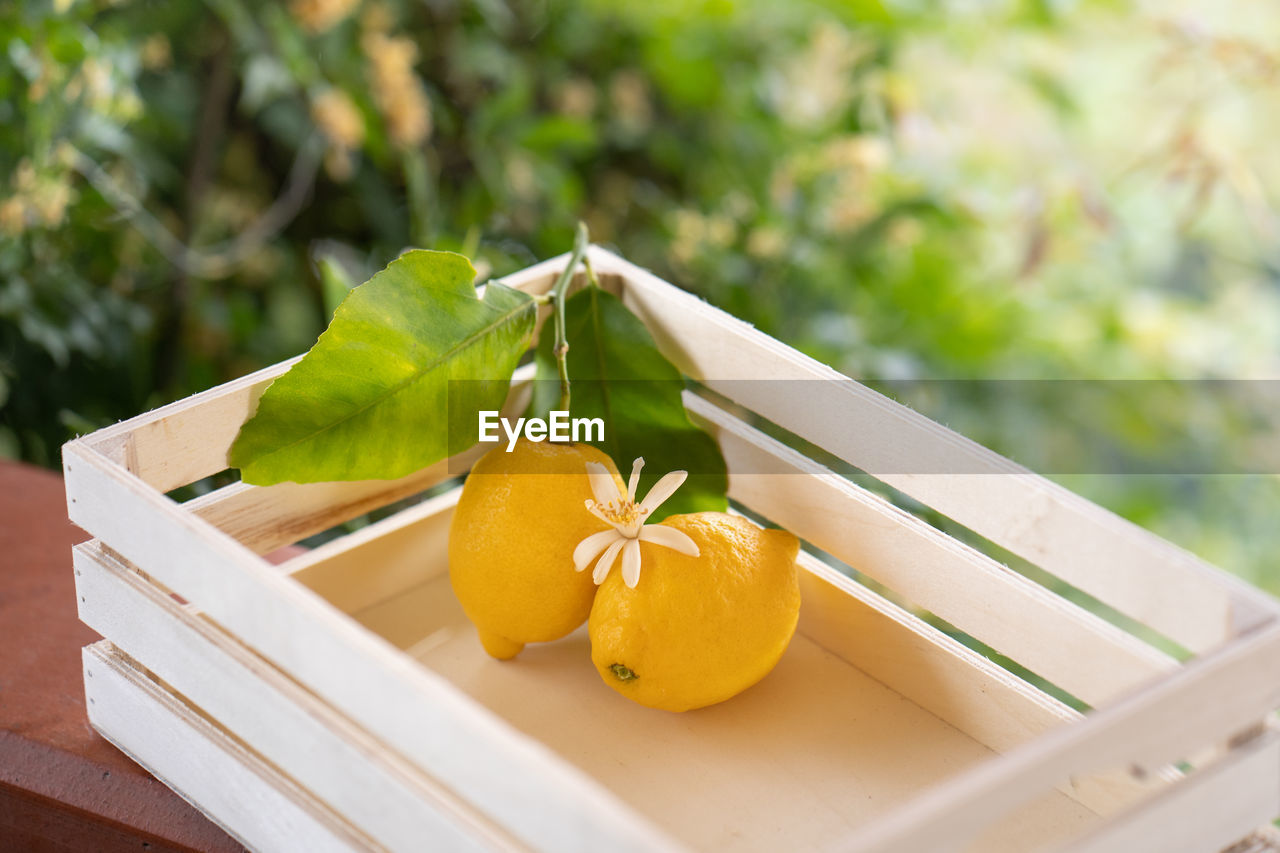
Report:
572,457,699,589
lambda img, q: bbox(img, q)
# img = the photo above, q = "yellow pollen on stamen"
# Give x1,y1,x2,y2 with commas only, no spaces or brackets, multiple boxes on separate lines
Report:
600,500,648,527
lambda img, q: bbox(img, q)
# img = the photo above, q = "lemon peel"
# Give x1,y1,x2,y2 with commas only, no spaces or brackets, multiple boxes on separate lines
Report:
589,512,801,712
572,457,699,588
448,438,623,660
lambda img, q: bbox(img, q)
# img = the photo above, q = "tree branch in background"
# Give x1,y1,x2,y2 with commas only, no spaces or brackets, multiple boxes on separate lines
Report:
67,140,322,281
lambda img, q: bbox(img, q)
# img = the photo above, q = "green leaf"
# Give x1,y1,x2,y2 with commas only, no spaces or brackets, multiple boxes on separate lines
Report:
230,250,535,485
531,285,728,520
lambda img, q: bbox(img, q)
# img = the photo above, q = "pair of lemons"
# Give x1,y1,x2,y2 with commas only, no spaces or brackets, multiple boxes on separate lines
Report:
448,440,801,712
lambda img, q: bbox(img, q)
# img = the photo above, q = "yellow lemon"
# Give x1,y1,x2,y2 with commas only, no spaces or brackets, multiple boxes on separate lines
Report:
449,438,623,660
588,512,800,711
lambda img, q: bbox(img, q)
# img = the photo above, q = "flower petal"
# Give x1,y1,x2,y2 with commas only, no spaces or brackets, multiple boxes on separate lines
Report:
592,538,625,585
585,462,622,505
638,470,688,513
638,523,700,557
574,529,620,572
621,539,642,588
626,457,645,502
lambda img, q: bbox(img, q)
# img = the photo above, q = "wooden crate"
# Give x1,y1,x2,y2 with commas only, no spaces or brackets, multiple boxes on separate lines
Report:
64,247,1280,852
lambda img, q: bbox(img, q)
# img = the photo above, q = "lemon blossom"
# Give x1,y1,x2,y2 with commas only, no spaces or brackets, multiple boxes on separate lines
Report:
572,457,699,588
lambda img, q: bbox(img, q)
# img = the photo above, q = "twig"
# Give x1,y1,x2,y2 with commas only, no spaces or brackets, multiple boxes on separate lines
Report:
66,136,322,280
547,222,591,412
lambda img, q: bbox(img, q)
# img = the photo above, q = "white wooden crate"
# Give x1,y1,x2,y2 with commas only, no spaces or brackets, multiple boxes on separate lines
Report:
64,247,1280,852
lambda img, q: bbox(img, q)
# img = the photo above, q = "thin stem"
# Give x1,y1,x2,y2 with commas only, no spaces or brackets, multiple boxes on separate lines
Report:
584,253,602,289
548,221,591,412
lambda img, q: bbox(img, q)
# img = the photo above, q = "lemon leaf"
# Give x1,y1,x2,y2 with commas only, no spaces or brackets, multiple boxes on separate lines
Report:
230,250,536,485
531,285,728,519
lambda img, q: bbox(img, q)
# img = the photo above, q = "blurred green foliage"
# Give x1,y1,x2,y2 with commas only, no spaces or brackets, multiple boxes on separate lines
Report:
3,0,1280,597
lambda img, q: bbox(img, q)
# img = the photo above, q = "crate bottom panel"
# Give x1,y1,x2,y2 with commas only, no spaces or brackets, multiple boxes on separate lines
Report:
82,641,371,852
351,572,1100,852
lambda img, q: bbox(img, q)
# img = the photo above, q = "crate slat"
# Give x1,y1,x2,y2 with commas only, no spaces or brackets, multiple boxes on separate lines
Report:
75,542,522,853
792,550,1163,816
83,641,372,852
1064,728,1280,853
686,392,1177,707
597,247,1273,652
846,619,1280,852
187,460,457,554
86,357,298,495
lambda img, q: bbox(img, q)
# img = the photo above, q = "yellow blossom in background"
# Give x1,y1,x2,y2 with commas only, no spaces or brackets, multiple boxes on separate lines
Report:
504,154,537,201
140,35,172,71
822,135,891,174
722,191,757,223
609,70,652,135
32,178,74,227
555,77,597,118
81,57,113,110
312,88,366,150
824,197,875,233
773,21,869,128
704,213,735,248
13,160,37,194
117,89,143,121
290,0,360,34
359,1,392,35
27,58,54,102
54,142,78,169
53,0,74,13
670,209,707,265
0,198,27,236
206,187,263,232
769,164,797,209
324,147,354,182
886,217,924,247
596,170,633,213
362,32,431,148
746,225,786,260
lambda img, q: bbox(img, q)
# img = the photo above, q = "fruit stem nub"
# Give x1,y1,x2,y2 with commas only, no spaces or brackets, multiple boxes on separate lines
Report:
610,663,638,682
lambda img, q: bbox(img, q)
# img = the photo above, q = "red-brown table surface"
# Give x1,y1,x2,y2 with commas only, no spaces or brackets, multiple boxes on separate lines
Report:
0,459,243,852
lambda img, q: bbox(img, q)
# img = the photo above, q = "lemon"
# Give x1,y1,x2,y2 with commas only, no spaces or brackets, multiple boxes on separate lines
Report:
588,512,800,711
449,438,623,660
